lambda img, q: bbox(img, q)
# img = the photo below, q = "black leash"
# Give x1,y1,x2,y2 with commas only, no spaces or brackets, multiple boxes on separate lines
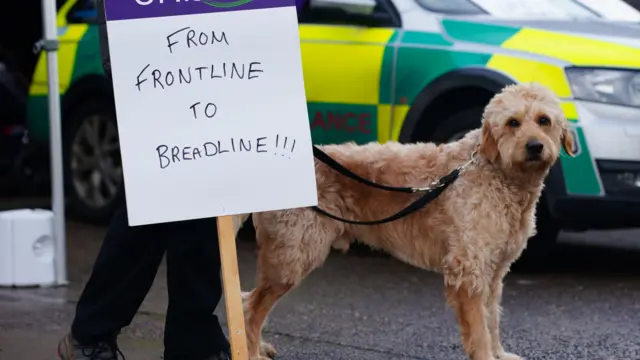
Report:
312,146,416,194
311,168,461,225
310,145,476,226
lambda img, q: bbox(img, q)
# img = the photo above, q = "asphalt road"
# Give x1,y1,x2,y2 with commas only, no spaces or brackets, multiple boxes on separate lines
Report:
1,220,639,360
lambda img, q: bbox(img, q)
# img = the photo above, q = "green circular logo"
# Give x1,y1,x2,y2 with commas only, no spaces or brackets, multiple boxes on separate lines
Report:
201,0,254,8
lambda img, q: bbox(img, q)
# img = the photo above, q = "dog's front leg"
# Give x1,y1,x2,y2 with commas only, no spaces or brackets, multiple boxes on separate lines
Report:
486,266,522,360
446,282,495,360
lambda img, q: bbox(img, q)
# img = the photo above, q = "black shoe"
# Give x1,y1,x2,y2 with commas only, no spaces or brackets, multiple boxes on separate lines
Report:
57,332,125,360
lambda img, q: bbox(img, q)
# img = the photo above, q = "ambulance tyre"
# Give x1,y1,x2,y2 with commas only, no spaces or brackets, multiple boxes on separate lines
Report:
431,106,560,271
63,98,124,224
430,107,481,144
512,200,561,272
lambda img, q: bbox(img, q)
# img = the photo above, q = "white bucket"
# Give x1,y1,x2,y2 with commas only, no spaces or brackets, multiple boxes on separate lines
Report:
0,209,56,287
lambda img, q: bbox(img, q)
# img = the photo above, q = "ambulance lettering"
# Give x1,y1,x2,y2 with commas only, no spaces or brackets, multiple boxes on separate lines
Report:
310,111,372,134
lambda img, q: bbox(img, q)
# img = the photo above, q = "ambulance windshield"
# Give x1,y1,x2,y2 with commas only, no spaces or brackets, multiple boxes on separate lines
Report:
415,0,601,19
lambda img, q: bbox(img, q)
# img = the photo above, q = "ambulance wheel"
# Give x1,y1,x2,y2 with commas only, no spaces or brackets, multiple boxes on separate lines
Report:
431,107,483,144
512,200,560,272
63,98,124,224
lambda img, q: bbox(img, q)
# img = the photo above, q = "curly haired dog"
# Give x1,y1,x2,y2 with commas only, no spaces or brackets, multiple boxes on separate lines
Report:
232,82,575,360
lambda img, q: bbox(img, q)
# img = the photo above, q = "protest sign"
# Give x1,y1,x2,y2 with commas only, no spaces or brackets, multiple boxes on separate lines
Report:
104,0,318,227
104,1,317,358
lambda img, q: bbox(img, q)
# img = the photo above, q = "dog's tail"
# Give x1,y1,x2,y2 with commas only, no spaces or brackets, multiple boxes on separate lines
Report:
232,213,251,237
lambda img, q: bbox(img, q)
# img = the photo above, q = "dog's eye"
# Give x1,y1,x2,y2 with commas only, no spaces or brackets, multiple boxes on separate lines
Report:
538,116,551,126
507,118,520,128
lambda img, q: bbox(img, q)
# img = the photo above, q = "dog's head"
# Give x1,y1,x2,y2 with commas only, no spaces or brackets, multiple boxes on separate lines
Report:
479,82,574,173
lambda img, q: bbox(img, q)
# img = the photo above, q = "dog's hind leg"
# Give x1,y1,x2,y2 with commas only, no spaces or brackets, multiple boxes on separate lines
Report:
445,282,495,360
486,266,522,360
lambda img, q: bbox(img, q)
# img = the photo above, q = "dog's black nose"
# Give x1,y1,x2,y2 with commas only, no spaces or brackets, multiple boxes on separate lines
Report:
526,140,544,155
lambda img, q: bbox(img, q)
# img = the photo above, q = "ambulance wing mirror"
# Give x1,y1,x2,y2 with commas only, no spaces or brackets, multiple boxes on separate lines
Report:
310,0,377,15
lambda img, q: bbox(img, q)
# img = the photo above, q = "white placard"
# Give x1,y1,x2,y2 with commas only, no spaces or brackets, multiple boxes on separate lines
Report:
105,3,318,226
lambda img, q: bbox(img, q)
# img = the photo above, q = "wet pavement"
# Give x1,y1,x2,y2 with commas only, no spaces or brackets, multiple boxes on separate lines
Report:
1,215,640,360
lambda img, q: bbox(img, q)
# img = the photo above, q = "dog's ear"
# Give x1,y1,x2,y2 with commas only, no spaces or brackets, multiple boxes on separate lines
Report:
480,122,499,162
561,126,575,157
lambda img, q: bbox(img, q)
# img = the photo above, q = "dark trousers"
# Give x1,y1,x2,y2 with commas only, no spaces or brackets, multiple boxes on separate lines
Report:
71,203,230,359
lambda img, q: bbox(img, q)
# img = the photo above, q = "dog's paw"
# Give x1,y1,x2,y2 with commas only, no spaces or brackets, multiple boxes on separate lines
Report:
497,352,524,360
249,356,271,360
260,341,277,358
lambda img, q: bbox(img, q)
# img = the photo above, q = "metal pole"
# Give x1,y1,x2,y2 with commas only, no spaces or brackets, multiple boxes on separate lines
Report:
40,0,68,285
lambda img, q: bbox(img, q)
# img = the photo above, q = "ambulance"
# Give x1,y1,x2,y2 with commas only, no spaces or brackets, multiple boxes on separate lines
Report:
26,0,640,262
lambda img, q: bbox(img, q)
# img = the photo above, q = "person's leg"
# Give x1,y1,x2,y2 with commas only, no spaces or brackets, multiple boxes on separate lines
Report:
70,203,167,344
163,216,230,360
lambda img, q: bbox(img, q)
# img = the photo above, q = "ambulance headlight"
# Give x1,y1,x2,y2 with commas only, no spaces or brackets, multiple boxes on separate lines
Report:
565,67,640,108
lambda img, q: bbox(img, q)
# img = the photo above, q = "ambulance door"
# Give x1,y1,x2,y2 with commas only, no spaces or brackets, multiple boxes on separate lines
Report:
297,0,401,145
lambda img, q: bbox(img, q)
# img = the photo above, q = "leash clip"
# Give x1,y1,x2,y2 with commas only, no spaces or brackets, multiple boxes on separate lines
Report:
411,147,478,193
458,147,479,174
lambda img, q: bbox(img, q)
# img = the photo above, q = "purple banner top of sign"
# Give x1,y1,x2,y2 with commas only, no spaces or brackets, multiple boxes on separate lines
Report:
105,0,296,21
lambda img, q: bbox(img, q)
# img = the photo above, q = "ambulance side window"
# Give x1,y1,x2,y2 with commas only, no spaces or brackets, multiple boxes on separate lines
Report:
298,0,400,27
67,0,99,24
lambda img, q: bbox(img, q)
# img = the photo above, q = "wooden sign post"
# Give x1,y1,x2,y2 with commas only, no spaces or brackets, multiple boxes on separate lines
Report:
217,215,248,359
102,1,319,358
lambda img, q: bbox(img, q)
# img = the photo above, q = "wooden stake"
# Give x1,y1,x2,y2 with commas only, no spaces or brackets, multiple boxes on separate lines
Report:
217,215,249,360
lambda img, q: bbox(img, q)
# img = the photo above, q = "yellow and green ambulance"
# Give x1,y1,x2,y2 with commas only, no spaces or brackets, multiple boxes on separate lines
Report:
26,0,640,259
